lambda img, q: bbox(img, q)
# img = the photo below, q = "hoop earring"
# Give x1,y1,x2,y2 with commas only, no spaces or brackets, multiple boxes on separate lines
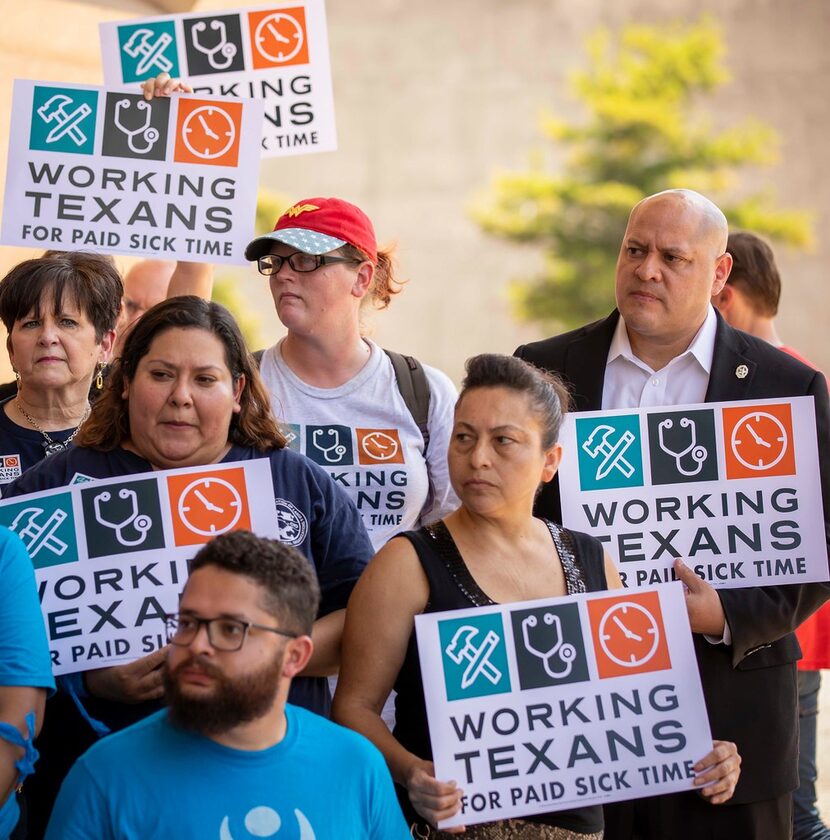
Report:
95,362,106,391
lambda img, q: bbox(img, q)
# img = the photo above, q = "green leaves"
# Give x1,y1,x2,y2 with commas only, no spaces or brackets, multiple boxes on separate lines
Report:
472,17,812,331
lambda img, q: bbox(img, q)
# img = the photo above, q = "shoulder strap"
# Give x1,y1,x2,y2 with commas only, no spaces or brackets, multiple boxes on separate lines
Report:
252,348,265,368
384,349,431,454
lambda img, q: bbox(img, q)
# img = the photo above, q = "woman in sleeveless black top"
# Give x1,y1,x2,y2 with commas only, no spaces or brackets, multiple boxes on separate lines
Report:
333,355,622,838
333,355,740,838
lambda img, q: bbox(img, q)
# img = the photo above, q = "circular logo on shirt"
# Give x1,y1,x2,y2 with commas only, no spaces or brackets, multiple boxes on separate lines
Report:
361,431,400,461
274,498,308,546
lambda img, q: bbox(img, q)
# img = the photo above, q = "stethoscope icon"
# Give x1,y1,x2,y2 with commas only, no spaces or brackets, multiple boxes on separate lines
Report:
93,489,153,548
312,429,347,463
657,417,708,477
521,612,577,679
113,99,159,155
191,20,238,70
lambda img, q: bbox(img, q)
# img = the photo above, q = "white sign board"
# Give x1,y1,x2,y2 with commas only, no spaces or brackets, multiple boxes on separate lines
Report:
0,460,278,674
558,397,828,589
416,584,711,828
100,0,336,157
1,79,264,264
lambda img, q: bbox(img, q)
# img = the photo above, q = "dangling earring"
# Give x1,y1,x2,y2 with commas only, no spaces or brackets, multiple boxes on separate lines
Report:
13,369,20,384
95,362,105,391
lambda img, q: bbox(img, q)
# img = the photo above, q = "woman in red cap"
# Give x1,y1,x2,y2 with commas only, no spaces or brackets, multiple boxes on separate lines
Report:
245,197,458,555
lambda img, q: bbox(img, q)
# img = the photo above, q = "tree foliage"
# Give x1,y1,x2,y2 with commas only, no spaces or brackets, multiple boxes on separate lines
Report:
472,17,813,331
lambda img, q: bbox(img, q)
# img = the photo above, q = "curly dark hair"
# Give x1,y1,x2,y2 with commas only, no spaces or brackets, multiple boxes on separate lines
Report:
188,531,320,634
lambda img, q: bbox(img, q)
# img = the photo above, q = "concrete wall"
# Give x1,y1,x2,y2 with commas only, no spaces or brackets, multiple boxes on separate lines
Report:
1,0,828,386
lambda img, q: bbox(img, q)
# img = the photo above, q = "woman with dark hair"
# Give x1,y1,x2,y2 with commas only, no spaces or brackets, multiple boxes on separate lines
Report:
4,296,373,836
0,252,121,487
334,354,741,838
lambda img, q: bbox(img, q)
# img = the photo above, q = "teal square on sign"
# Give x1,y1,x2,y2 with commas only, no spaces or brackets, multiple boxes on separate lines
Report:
438,613,511,702
117,22,180,84
575,414,644,491
30,87,97,156
0,493,78,569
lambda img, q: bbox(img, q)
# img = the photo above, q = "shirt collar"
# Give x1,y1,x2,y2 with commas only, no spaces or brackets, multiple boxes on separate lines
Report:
607,306,717,374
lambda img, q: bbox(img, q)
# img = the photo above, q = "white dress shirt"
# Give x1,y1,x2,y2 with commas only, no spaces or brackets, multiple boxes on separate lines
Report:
602,306,717,410
601,305,730,644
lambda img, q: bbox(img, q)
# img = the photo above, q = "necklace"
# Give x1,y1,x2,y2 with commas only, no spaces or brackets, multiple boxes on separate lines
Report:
16,398,91,456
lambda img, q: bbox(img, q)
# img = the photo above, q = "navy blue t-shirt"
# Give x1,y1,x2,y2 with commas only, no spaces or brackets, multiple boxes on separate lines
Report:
4,443,374,720
0,397,77,488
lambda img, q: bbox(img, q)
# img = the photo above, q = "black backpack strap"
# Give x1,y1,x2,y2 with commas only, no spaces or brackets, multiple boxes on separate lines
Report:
252,349,265,368
384,349,431,455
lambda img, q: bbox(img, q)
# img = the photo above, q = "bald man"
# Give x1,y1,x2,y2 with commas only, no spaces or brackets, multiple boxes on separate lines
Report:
115,259,213,356
517,190,830,839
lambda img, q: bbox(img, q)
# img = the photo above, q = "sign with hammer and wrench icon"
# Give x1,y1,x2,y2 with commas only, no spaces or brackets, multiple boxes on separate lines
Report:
117,21,180,84
99,1,337,159
29,87,98,155
438,614,511,701
575,414,644,491
416,585,712,829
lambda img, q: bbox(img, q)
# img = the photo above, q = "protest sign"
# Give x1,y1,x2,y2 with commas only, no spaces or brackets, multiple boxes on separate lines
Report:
416,584,711,828
100,0,336,157
558,396,828,589
1,79,263,263
0,459,278,674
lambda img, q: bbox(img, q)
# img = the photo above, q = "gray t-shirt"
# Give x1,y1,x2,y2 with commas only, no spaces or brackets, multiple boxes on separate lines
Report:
260,339,458,550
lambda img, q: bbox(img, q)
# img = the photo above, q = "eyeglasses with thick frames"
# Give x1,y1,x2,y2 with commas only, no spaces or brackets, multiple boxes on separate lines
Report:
257,252,361,276
165,612,298,652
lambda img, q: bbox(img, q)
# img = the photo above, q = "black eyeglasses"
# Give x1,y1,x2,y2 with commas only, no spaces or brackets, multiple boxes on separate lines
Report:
165,612,298,652
257,252,361,275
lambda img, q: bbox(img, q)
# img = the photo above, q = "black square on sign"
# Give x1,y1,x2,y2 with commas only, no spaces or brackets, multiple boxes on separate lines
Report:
101,94,169,162
81,479,165,558
183,15,246,76
647,409,719,485
510,603,590,690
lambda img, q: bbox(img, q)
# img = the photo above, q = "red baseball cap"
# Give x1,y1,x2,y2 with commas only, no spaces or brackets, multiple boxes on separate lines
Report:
244,197,378,264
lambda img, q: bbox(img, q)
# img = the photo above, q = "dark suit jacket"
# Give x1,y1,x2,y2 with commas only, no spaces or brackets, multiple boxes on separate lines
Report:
517,309,830,804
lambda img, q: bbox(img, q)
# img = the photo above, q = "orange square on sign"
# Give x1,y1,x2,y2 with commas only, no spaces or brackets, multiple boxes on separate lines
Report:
588,591,672,679
247,8,309,69
356,429,406,465
722,403,796,480
174,99,243,167
167,468,252,547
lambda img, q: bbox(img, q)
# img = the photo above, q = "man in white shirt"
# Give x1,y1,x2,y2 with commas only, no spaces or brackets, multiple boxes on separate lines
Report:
516,189,830,840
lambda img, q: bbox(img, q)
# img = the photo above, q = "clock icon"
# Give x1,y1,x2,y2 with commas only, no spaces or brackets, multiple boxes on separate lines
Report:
730,411,789,471
178,477,243,536
181,105,236,159
254,12,305,63
598,601,660,668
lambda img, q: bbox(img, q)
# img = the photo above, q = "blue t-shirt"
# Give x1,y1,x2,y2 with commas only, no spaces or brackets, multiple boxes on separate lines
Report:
0,398,76,489
45,705,409,840
0,527,55,839
4,444,373,718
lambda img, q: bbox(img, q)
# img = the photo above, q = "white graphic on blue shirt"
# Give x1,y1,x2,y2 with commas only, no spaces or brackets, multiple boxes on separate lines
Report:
274,498,308,546
219,806,315,839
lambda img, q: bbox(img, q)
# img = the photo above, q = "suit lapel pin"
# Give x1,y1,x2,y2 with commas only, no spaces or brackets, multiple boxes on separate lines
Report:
735,364,749,379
